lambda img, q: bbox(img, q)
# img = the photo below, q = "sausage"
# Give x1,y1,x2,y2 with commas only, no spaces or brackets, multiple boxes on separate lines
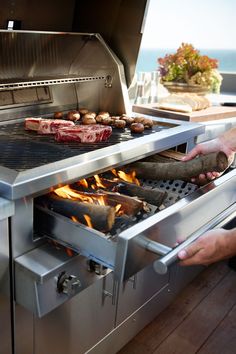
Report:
142,118,154,129
85,112,97,119
130,122,144,133
54,112,64,119
100,117,113,125
114,119,126,129
67,110,81,122
134,116,145,124
98,111,110,118
79,108,89,116
82,114,97,125
96,114,105,123
120,116,135,125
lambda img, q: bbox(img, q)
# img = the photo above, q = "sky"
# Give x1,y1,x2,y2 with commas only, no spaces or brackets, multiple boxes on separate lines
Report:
141,0,236,49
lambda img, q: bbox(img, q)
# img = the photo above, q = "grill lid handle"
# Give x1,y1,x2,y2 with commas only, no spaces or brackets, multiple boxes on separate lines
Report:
153,205,236,275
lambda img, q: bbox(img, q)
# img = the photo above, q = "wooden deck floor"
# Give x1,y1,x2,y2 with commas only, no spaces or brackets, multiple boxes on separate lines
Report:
118,261,236,354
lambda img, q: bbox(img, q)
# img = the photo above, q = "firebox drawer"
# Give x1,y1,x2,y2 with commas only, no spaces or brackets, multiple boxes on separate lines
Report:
34,169,236,283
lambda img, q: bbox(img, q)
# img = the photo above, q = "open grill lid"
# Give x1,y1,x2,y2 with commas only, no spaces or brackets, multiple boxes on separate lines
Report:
0,29,130,117
0,0,149,89
0,31,119,86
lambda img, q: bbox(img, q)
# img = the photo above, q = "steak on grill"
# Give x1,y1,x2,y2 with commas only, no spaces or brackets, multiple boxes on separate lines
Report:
55,124,112,143
25,117,42,131
37,119,75,134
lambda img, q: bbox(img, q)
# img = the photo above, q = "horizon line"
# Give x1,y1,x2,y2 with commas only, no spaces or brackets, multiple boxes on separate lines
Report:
140,46,236,51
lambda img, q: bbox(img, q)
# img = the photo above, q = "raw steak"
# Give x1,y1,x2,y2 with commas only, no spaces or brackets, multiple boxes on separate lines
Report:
37,119,75,134
24,117,42,131
55,124,112,143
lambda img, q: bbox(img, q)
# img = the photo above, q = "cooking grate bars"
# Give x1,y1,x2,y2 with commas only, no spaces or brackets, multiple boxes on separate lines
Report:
0,122,168,171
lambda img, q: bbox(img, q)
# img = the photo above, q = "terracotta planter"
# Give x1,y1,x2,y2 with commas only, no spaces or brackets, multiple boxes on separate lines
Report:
162,82,209,95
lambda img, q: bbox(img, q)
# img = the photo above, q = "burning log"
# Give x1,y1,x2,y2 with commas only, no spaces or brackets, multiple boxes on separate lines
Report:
97,189,147,215
70,187,146,216
126,152,229,182
36,194,115,232
114,181,167,207
97,179,167,207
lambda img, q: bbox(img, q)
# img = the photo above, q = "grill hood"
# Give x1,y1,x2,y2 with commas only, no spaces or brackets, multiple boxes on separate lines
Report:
0,0,149,88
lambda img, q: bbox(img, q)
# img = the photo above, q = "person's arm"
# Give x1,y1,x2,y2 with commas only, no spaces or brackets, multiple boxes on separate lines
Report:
178,228,236,266
182,127,236,183
177,127,236,266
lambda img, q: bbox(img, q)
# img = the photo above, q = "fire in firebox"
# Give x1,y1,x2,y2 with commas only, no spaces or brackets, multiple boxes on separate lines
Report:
35,166,198,236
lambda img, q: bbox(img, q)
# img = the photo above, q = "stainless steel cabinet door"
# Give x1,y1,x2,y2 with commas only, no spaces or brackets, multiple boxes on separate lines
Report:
34,272,116,354
116,263,169,325
0,219,12,354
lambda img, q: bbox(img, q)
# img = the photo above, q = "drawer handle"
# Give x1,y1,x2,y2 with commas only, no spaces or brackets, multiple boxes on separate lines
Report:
153,206,236,274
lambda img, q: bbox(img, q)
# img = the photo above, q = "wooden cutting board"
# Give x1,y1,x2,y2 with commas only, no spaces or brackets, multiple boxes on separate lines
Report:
133,103,236,122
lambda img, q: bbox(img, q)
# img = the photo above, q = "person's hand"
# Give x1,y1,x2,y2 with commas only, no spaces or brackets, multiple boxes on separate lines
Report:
178,228,236,266
182,137,235,184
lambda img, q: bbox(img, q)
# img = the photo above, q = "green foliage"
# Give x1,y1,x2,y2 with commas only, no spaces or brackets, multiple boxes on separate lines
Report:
158,43,223,93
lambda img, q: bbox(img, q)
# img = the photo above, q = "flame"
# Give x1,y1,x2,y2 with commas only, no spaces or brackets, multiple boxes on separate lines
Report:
84,214,93,228
71,214,93,229
94,174,107,188
54,185,107,205
111,168,118,177
53,169,142,228
55,185,108,206
76,179,89,188
54,185,94,203
115,204,123,214
96,195,106,205
112,169,140,186
91,175,107,190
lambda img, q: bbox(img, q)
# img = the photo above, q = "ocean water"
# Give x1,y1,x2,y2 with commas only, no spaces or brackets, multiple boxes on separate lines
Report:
136,48,236,73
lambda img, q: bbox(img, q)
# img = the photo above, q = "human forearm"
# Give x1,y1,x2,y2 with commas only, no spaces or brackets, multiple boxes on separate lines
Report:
181,128,236,183
218,127,236,154
178,228,236,266
182,127,236,161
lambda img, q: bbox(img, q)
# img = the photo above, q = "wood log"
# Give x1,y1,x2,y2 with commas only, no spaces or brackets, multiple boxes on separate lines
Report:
125,152,229,182
96,189,146,215
112,181,167,207
45,186,145,217
36,194,115,232
71,188,146,216
87,178,166,207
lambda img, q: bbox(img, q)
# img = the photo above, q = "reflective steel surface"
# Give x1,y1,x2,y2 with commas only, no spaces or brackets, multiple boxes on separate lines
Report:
0,118,204,199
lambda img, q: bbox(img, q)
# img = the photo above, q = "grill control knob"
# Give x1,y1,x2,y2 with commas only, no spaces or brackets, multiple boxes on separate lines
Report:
57,272,81,296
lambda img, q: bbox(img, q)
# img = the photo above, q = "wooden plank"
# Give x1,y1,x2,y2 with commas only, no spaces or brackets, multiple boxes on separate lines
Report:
133,104,236,122
152,269,236,354
158,150,186,161
198,303,236,354
118,262,230,354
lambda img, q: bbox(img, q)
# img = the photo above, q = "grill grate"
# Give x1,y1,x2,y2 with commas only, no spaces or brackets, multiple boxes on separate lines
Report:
0,122,168,171
107,179,197,238
140,179,197,207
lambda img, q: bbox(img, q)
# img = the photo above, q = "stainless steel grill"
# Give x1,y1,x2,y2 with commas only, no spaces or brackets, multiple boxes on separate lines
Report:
1,26,236,354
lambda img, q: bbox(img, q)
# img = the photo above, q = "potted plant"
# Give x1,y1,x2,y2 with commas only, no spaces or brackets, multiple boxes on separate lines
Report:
158,43,223,94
